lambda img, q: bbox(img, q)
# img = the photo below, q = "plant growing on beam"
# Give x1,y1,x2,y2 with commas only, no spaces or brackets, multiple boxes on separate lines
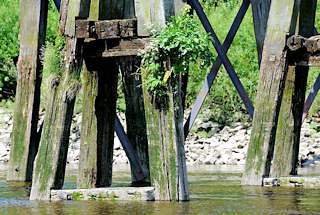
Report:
141,6,214,108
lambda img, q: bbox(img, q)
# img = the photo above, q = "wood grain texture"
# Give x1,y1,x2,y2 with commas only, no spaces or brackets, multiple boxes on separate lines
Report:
242,0,299,186
7,0,48,182
75,19,137,39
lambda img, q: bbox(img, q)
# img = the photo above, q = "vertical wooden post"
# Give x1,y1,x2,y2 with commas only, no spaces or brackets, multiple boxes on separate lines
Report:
134,0,175,36
7,0,48,182
270,0,317,177
142,63,189,201
242,0,300,186
77,58,118,188
250,0,271,66
119,56,150,186
30,0,83,200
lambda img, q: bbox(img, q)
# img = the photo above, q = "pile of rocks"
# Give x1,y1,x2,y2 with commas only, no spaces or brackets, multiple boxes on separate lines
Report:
1,107,320,167
0,108,11,162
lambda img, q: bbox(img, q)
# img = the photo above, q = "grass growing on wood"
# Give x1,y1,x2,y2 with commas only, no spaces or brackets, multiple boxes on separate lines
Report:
40,35,66,108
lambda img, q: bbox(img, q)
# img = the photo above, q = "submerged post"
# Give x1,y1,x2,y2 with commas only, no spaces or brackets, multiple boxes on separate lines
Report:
30,0,84,200
139,0,189,201
242,0,300,186
270,0,317,178
7,0,48,182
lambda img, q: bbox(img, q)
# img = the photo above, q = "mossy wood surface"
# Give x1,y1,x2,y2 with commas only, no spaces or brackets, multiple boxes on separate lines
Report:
242,0,299,186
134,0,185,36
142,68,189,201
30,37,82,200
7,0,48,182
77,58,118,188
250,0,271,66
119,56,150,185
270,0,317,178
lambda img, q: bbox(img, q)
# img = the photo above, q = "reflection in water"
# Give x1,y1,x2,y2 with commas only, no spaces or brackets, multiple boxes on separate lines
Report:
0,165,320,215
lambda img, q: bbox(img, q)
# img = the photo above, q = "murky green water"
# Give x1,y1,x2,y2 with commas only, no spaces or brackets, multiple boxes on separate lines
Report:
1,165,320,215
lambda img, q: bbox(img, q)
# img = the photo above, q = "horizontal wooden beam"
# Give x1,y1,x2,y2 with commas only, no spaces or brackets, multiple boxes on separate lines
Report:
83,38,153,58
75,19,137,39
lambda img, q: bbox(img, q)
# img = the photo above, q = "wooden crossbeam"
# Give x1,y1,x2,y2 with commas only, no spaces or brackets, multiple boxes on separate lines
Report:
83,38,152,58
75,19,137,39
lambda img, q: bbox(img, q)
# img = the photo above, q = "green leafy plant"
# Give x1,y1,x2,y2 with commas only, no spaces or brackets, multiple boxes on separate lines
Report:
141,6,214,103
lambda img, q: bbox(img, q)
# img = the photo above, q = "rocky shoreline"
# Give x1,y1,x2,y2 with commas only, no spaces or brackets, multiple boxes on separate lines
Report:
1,107,320,167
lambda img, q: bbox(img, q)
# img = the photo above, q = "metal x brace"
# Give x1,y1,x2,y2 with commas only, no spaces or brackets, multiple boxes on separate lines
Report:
185,0,253,138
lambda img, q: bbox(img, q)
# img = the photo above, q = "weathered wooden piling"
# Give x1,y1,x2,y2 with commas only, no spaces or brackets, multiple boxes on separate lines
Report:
119,56,151,186
142,64,189,201
77,58,118,188
137,0,188,201
30,0,84,200
270,0,317,178
7,0,48,182
242,0,300,186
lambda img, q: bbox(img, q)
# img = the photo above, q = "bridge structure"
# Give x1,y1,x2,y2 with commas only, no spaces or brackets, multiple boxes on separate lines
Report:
6,0,320,201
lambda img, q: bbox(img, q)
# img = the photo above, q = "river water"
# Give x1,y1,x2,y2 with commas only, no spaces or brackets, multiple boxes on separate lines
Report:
0,164,320,215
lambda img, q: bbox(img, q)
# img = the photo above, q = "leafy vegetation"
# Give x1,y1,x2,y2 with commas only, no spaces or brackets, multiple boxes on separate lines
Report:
141,6,214,105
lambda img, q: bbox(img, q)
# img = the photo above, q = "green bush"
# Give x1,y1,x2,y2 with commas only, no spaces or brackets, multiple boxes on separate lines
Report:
142,6,214,104
0,0,20,100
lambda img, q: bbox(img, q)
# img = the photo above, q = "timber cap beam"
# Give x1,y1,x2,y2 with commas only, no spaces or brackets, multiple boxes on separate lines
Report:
76,18,152,57
287,35,320,67
83,38,153,58
75,18,138,39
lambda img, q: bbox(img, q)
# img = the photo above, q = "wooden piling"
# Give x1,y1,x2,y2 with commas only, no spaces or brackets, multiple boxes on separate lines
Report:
270,0,317,178
77,58,118,188
7,0,48,182
119,56,151,186
142,63,189,201
242,0,300,186
30,0,83,200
